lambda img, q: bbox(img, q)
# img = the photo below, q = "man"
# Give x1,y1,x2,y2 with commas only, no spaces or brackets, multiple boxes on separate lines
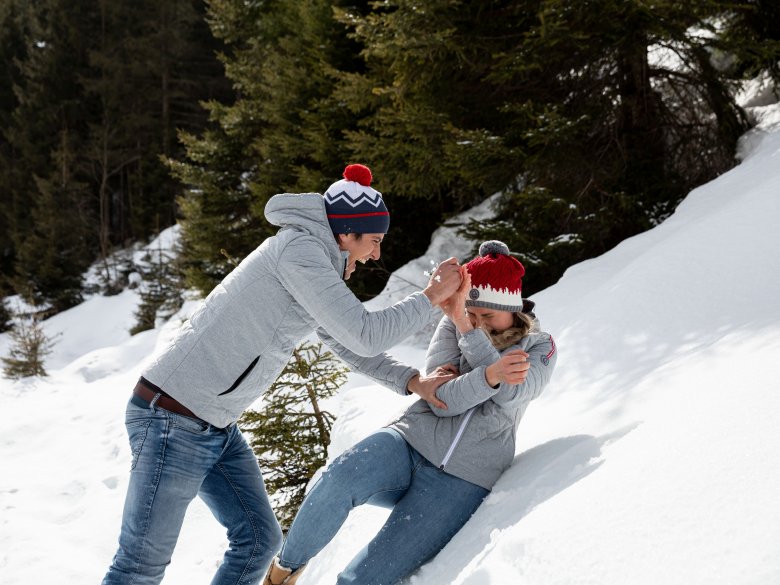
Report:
102,164,462,585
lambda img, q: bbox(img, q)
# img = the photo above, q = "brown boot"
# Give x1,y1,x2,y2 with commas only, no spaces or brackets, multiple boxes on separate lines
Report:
263,558,305,585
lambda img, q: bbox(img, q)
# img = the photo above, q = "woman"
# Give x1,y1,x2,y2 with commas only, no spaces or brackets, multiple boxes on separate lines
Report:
264,240,558,585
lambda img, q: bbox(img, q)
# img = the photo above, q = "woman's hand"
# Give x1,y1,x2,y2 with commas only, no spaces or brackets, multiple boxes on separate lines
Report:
407,364,459,410
485,349,530,387
440,267,472,333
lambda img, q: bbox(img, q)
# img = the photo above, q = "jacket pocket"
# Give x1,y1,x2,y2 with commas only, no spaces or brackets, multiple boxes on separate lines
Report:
219,356,260,396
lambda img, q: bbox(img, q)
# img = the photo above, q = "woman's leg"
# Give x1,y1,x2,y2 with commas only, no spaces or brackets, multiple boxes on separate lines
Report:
336,450,489,585
278,429,415,571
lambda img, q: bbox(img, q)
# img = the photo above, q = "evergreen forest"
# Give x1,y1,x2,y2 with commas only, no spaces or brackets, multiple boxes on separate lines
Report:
2,0,779,312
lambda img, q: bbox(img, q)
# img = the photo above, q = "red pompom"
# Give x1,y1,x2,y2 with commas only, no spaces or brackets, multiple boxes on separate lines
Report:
343,164,372,186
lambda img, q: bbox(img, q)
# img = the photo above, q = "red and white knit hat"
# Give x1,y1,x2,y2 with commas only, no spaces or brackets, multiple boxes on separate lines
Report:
465,241,525,312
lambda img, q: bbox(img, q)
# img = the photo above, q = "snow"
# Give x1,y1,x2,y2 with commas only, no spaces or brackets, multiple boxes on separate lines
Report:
2,98,780,584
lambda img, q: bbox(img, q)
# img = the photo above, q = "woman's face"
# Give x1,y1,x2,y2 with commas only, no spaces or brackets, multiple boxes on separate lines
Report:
337,233,384,280
467,307,515,333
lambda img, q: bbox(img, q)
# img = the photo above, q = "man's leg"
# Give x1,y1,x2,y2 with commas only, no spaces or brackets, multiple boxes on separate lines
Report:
336,451,489,585
199,424,283,585
277,429,415,571
103,398,227,585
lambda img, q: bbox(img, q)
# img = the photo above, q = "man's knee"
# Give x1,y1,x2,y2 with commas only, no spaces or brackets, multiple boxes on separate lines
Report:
232,512,283,563
268,522,284,557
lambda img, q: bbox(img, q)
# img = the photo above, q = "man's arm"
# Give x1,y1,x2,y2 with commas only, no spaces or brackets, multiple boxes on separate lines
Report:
276,237,461,357
315,328,453,409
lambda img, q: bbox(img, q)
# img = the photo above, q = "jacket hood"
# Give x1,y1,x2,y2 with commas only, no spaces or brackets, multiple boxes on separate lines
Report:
264,192,347,276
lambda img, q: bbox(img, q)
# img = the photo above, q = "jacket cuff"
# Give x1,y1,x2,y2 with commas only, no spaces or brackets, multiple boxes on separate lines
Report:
398,369,420,397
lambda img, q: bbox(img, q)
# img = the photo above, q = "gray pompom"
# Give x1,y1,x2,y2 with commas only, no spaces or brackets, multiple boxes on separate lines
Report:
478,240,510,257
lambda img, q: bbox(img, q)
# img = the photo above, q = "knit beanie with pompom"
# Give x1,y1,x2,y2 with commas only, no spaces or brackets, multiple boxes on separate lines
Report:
464,240,525,312
323,164,390,234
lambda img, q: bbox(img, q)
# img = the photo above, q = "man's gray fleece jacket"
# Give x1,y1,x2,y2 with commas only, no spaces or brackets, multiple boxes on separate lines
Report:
390,317,557,490
141,193,439,428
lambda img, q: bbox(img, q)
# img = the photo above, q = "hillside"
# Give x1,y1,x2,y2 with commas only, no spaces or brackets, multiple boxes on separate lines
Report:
1,103,780,585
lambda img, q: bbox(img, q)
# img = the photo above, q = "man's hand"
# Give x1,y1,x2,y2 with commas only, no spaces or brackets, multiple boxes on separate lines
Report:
485,349,530,387
423,258,462,307
407,364,459,410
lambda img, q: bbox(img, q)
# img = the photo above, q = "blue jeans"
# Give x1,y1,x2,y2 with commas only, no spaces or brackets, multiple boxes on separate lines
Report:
279,429,488,585
102,396,283,585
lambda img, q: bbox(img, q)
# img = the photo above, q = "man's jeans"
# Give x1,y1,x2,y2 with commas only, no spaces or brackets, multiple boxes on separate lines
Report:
279,428,489,585
102,396,282,585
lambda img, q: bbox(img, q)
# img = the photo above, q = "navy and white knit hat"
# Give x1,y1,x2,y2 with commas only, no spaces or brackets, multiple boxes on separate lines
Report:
465,241,526,312
323,164,390,234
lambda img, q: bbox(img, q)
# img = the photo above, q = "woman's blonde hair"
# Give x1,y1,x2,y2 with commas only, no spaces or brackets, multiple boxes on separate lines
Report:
483,311,537,350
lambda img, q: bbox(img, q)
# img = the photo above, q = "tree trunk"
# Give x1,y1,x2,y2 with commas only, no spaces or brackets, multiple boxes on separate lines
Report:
305,383,330,446
617,36,665,195
161,5,171,158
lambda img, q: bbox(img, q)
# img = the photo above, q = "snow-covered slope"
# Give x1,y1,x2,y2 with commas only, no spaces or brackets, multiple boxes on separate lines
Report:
2,108,780,585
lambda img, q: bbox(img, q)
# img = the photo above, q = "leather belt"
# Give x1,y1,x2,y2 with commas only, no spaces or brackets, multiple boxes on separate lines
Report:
133,378,202,421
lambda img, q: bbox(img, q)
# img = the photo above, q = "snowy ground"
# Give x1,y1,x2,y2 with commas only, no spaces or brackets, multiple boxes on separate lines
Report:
2,101,780,584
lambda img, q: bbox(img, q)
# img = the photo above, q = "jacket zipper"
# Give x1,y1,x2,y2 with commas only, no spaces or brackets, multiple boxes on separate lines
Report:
440,407,475,469
218,356,260,396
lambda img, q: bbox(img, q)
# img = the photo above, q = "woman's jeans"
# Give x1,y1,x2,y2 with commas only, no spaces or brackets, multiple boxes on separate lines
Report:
279,428,489,585
102,396,283,585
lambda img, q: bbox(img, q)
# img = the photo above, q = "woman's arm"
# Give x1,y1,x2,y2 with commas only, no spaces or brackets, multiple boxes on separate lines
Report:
424,316,464,374
427,269,500,371
424,333,557,417
489,333,557,408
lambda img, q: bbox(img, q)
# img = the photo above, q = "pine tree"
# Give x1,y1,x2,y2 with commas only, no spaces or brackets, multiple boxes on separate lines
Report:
2,311,55,379
0,296,11,333
455,0,754,293
334,0,532,294
239,342,348,529
244,0,363,200
333,0,773,294
0,0,32,282
173,0,776,301
130,227,183,335
2,0,230,308
82,0,231,251
169,113,267,296
335,0,517,205
722,1,780,81
79,0,153,279
166,0,275,296
12,140,92,312
4,0,96,300
81,0,232,272
178,0,454,298
174,0,408,298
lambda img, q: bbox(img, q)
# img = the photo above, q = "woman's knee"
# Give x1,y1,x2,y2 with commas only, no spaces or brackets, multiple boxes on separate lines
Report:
329,430,408,476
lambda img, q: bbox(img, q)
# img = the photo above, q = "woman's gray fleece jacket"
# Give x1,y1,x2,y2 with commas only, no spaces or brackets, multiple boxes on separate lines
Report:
141,193,439,428
390,317,557,490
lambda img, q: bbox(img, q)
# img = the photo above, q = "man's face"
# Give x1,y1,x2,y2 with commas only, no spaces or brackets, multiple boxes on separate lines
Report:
337,233,384,280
